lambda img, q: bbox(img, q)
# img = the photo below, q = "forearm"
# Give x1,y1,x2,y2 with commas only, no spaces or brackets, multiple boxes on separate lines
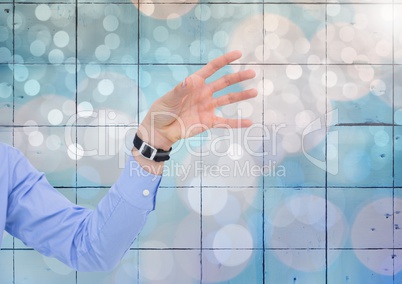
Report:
72,184,153,271
70,155,162,271
7,147,161,272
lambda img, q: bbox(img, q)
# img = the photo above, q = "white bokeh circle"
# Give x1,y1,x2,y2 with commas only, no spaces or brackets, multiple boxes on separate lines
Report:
134,1,198,19
140,241,174,281
35,4,52,21
212,224,253,267
188,187,228,216
269,194,346,271
352,198,402,275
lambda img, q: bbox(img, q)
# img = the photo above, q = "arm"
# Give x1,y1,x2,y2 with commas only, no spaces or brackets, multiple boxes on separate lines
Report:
6,145,160,271
5,51,256,272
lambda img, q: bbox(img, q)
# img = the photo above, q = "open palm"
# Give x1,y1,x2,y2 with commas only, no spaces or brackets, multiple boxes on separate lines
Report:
140,50,257,148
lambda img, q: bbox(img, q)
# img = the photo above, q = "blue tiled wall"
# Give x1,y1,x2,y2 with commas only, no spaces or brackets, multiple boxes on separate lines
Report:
1,0,402,283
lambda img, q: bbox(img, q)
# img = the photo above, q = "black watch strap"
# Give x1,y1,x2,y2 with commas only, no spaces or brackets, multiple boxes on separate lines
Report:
133,134,172,162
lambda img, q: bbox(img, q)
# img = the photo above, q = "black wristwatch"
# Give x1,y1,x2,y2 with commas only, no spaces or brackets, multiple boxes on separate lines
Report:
133,134,172,162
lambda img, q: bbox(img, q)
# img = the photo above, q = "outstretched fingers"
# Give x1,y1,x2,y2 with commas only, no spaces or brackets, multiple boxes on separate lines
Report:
215,88,258,108
209,69,256,93
195,50,242,80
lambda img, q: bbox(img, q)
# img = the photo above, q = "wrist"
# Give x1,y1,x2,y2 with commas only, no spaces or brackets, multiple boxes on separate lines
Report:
131,148,165,175
131,124,172,175
137,122,174,151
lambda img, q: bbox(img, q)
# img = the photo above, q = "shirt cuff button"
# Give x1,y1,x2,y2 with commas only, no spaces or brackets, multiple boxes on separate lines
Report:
142,189,150,197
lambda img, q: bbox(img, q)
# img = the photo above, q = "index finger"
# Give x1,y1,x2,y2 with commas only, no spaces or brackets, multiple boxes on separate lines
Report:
195,50,242,80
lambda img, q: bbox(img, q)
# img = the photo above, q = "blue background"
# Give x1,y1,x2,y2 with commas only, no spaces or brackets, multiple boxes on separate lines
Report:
1,0,402,283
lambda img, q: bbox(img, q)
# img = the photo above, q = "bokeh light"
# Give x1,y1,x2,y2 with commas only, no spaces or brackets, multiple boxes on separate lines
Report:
322,4,393,64
134,1,199,19
267,194,345,271
2,1,402,282
352,198,402,275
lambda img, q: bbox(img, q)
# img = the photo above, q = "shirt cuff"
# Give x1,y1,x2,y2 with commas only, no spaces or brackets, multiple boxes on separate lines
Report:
113,155,162,211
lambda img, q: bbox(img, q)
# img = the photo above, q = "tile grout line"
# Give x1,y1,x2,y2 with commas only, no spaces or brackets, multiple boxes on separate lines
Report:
199,5,203,283
325,1,329,283
12,0,16,282
136,0,141,281
262,2,266,283
392,0,396,281
74,0,78,282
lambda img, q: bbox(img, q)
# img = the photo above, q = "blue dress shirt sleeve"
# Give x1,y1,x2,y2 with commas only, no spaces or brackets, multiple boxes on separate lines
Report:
5,146,161,272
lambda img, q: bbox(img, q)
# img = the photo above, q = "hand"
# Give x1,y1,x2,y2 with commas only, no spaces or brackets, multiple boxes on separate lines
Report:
138,50,258,151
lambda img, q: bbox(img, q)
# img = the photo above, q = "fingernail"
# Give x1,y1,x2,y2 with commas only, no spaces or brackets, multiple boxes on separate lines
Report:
182,78,187,88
